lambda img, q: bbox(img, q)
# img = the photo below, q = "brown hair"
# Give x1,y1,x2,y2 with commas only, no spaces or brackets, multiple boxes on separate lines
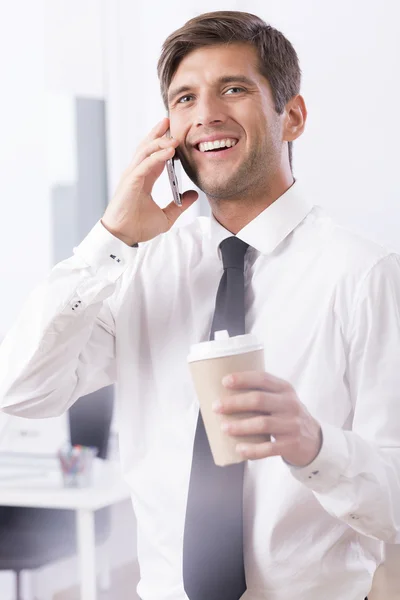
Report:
157,11,302,170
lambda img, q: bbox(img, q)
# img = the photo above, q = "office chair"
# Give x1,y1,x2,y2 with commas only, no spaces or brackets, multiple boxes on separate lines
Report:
0,384,114,600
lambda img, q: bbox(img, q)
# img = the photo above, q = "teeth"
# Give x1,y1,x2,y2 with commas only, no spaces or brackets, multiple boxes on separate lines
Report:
198,138,238,152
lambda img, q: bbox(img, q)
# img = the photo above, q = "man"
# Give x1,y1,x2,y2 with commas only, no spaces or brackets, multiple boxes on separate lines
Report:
0,10,399,600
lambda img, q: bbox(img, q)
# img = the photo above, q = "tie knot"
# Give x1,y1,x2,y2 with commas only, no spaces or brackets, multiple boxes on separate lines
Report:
219,236,249,270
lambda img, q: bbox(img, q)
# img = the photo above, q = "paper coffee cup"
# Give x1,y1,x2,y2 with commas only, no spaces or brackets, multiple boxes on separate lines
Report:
188,330,269,466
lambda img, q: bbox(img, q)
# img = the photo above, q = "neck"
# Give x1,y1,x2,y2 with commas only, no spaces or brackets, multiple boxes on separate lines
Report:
208,171,295,235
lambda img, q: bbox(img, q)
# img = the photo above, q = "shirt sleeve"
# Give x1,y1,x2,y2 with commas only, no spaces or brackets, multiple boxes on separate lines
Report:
289,253,400,543
0,220,138,419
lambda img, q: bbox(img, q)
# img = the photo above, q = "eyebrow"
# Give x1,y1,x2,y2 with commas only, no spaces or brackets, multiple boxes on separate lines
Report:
167,75,257,104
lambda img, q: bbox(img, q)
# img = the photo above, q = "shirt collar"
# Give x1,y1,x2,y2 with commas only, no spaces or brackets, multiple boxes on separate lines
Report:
207,181,314,259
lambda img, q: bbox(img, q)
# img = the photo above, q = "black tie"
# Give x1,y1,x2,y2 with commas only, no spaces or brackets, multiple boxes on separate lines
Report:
183,236,250,600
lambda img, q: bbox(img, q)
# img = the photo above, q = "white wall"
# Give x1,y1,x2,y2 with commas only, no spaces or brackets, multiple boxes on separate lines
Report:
245,0,400,249
45,0,105,99
0,0,48,338
0,2,137,598
0,0,105,338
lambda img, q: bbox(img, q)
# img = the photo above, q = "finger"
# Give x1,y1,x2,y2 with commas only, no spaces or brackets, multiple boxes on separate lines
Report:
131,136,179,170
214,390,288,415
127,117,171,170
222,370,289,393
147,117,170,141
163,190,199,225
221,415,292,437
235,438,290,460
133,146,176,180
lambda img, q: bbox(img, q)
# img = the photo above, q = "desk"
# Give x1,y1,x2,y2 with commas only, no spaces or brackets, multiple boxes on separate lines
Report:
0,458,131,600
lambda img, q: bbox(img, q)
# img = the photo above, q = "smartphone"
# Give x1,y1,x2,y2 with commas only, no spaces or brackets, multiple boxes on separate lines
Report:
165,130,182,206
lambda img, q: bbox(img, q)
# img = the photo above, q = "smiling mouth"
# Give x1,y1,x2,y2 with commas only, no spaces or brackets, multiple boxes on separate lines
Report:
194,140,239,156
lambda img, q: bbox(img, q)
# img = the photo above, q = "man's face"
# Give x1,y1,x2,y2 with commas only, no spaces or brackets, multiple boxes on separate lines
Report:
167,43,284,200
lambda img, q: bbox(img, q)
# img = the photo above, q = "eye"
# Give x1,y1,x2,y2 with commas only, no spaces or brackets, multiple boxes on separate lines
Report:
177,94,194,104
225,87,246,95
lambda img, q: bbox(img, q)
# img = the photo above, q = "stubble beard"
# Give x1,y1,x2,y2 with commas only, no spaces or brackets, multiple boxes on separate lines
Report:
180,142,279,202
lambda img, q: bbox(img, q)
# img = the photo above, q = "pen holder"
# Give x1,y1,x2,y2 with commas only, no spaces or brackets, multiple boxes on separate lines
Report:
58,444,98,488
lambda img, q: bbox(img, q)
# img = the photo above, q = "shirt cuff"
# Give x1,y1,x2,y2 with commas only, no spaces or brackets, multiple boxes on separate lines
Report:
288,422,350,493
73,220,139,283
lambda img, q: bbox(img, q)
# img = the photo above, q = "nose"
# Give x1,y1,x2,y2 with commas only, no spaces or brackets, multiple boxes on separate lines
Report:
194,92,227,127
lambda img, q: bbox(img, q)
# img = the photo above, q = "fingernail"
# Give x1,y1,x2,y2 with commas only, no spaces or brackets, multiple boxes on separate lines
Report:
222,375,234,387
212,401,222,412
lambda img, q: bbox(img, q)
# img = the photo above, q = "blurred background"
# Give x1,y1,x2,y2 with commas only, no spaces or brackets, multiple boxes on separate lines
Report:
0,0,399,598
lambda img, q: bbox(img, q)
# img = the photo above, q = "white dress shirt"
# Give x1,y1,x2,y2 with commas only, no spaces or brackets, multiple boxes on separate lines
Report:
1,182,400,600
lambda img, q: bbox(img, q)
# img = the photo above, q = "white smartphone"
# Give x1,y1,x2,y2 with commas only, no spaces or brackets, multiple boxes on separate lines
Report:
165,130,182,206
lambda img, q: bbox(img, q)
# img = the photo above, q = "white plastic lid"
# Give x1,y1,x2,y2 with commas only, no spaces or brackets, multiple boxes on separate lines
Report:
187,330,263,362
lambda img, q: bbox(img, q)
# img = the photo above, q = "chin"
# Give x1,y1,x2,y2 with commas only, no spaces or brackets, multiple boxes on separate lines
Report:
199,182,232,200
200,176,249,201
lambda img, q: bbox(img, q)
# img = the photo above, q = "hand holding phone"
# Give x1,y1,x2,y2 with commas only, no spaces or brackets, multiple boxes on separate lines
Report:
102,118,197,247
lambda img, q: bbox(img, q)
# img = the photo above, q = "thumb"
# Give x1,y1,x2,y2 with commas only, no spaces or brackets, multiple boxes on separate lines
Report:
163,189,199,226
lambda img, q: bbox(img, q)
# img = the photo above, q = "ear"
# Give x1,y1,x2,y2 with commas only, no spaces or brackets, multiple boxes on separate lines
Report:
282,94,307,142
